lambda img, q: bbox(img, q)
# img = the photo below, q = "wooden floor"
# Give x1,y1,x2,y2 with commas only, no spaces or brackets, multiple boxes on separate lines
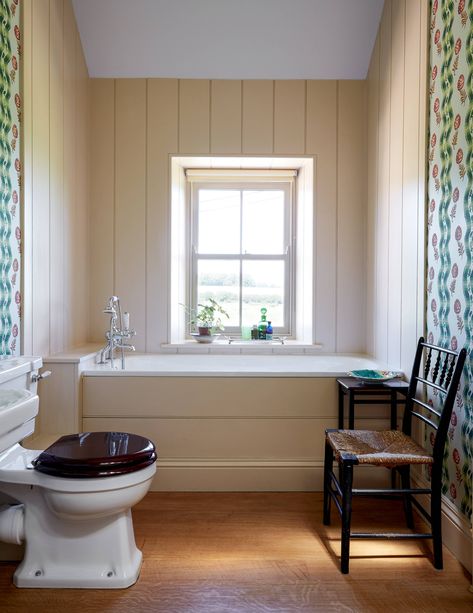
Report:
1,493,472,612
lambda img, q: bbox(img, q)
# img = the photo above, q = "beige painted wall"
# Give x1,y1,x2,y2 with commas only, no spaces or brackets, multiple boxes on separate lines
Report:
22,0,90,357
89,79,367,353
366,0,428,373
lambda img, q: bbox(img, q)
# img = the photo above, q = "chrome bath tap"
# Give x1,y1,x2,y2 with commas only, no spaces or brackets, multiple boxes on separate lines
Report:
98,296,136,369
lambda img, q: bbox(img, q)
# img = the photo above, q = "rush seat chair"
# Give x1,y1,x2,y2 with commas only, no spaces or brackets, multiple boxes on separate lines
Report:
323,337,467,573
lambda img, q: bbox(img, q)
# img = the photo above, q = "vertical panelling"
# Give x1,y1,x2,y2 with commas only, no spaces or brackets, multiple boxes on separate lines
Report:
115,79,147,350
375,0,392,364
274,81,305,154
179,80,210,153
242,80,273,153
401,0,422,373
31,0,50,356
306,81,338,351
387,0,405,364
210,80,242,154
90,77,369,353
366,38,380,357
22,0,91,357
366,0,427,370
147,79,179,350
387,0,405,367
89,80,115,341
62,0,77,350
72,29,90,346
22,0,33,355
415,0,427,348
49,0,64,355
337,81,366,352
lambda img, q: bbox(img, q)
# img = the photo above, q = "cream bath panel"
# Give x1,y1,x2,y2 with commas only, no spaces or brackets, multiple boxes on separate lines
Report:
82,377,338,419
82,416,338,460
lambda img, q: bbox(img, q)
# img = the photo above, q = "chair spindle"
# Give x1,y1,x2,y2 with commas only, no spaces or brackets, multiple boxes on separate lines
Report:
432,351,441,384
425,348,432,379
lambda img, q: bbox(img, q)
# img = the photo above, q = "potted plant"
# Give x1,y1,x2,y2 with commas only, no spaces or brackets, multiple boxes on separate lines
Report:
184,298,229,337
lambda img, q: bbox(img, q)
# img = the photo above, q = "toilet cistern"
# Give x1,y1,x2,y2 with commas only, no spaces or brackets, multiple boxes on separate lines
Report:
98,296,136,369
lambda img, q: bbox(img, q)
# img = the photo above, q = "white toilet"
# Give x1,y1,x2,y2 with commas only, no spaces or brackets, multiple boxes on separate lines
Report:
0,357,157,589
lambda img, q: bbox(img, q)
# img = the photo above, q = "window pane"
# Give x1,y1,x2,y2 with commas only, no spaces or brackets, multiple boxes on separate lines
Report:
198,190,240,254
242,190,285,254
242,260,285,327
197,259,240,328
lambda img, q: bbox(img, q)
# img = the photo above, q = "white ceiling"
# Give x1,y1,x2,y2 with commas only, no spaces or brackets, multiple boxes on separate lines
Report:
72,0,384,80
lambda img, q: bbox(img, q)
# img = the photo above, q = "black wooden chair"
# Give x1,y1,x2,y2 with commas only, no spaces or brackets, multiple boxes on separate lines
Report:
323,337,467,573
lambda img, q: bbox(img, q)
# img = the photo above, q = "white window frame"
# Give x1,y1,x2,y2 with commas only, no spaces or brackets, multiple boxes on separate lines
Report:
186,170,296,336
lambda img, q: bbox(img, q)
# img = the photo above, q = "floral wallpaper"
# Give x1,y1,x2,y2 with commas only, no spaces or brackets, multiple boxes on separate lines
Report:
0,0,20,356
427,0,473,521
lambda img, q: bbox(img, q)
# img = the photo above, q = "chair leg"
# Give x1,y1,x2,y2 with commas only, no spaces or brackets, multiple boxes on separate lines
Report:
340,461,354,574
431,482,443,569
400,467,414,530
323,438,333,526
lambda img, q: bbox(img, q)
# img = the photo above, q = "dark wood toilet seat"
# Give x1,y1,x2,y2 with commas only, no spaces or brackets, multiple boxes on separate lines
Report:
32,432,157,478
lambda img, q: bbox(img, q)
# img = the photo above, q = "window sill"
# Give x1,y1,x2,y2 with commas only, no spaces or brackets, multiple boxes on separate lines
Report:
161,341,324,355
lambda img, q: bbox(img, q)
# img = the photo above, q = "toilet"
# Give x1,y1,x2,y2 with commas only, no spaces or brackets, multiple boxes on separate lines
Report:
0,357,157,589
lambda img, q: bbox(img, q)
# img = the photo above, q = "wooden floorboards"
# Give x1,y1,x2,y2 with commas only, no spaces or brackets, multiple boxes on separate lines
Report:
0,492,472,612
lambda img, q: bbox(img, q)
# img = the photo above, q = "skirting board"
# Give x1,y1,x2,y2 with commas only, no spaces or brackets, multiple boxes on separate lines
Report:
412,473,472,574
151,460,390,492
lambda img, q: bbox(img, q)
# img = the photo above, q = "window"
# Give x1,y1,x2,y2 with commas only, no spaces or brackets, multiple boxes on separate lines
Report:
187,170,296,335
170,157,314,347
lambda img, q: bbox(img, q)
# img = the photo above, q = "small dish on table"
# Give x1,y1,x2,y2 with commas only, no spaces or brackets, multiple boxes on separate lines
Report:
348,369,400,383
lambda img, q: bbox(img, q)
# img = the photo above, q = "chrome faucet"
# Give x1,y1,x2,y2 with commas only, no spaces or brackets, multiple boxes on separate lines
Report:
98,296,136,369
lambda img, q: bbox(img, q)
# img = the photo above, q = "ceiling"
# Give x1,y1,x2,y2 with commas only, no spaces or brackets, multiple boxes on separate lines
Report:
72,0,384,80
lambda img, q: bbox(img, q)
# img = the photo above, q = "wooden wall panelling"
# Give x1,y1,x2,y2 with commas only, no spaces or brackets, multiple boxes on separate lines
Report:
147,79,179,350
115,79,147,351
210,80,242,154
306,81,337,351
366,38,380,357
274,80,305,154
242,80,274,153
178,80,210,153
416,0,428,350
401,0,422,374
337,81,366,353
49,0,64,355
387,0,405,368
31,0,51,356
22,0,33,355
366,0,426,371
72,28,90,347
374,0,392,364
62,0,77,351
89,80,115,341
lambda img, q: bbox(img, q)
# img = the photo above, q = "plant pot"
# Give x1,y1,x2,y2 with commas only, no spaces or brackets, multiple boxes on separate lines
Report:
198,326,212,336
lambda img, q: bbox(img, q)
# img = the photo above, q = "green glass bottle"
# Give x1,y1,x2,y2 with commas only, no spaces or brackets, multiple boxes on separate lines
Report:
258,307,268,340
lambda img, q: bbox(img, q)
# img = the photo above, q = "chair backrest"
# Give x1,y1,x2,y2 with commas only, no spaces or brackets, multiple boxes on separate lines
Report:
402,337,467,470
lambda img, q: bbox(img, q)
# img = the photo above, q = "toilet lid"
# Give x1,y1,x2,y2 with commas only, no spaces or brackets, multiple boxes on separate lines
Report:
32,432,157,478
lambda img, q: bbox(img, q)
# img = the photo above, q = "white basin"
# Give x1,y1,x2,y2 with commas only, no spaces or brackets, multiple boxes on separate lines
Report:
0,390,38,436
0,359,21,371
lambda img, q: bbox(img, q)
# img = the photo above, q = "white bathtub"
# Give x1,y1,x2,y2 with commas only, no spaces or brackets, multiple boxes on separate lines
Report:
40,349,396,492
81,352,387,377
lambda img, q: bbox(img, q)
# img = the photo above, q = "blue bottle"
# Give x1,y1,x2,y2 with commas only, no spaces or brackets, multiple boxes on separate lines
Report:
266,321,273,341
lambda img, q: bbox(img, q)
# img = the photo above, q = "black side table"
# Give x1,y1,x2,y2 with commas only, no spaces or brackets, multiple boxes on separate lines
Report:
337,377,410,430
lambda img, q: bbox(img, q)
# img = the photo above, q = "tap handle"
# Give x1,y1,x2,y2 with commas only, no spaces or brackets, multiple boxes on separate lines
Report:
123,312,130,330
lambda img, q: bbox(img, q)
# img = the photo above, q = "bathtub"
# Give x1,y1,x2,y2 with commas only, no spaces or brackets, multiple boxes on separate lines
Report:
81,352,387,377
37,349,395,492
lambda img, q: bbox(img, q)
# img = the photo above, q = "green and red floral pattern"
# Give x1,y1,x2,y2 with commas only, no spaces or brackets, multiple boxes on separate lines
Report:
0,0,20,355
427,0,473,521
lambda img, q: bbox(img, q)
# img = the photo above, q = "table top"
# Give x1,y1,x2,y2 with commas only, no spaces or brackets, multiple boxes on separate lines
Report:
337,377,409,392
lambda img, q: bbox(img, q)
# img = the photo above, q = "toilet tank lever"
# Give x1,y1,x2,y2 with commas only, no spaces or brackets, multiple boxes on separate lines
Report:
31,370,52,383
